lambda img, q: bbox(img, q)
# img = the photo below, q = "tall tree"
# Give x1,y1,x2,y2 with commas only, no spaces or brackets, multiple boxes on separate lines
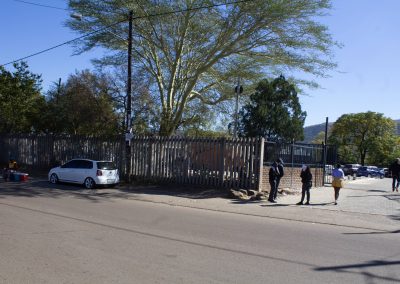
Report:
67,0,338,136
0,62,44,133
238,76,306,141
45,70,121,135
329,112,397,165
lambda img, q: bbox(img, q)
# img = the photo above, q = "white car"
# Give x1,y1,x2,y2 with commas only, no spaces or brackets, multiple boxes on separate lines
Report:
48,159,119,189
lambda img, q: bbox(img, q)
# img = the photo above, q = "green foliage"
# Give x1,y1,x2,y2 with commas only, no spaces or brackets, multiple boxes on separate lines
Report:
328,112,397,166
0,62,44,133
238,76,306,142
183,128,229,138
311,131,326,144
67,0,338,135
44,70,121,135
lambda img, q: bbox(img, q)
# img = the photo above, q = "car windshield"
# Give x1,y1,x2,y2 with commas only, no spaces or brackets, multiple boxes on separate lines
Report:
97,162,116,170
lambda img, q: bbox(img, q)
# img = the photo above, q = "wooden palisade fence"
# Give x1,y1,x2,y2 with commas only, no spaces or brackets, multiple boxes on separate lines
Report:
0,134,264,191
130,136,264,190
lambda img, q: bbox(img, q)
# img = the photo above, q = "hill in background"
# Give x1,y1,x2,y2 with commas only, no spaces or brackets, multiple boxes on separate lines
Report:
302,119,400,143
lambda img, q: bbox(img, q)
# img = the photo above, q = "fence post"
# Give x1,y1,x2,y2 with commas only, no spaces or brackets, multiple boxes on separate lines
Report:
219,137,225,188
257,137,265,192
290,140,294,189
147,137,153,178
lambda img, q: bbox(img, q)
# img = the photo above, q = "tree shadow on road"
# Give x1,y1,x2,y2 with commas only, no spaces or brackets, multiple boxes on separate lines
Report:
314,259,400,283
343,229,400,235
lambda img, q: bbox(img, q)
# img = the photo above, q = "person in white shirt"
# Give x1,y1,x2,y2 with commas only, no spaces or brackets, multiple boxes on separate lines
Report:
331,163,345,205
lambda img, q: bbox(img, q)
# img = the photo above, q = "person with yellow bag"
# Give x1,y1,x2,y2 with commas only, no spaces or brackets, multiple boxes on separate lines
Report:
332,163,345,205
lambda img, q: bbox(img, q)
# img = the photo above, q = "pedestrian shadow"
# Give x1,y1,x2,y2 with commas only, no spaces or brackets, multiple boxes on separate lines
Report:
260,203,290,207
304,202,333,206
368,189,387,193
230,199,263,204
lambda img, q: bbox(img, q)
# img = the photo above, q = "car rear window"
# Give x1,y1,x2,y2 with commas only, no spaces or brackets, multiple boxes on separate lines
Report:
97,162,117,170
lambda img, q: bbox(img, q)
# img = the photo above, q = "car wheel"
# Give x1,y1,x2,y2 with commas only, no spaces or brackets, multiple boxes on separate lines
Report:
50,173,59,184
84,177,95,189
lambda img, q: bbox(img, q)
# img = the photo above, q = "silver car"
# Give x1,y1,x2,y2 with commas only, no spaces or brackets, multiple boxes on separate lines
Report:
48,159,119,189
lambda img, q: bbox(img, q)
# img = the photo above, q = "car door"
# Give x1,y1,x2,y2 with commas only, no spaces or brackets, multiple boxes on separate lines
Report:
57,160,78,182
77,160,93,183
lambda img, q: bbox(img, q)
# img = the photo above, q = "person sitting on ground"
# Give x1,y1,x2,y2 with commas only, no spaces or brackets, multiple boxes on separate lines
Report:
3,158,18,181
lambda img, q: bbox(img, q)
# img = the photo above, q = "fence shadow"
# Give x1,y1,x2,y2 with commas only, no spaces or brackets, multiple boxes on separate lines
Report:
0,178,228,201
121,184,228,199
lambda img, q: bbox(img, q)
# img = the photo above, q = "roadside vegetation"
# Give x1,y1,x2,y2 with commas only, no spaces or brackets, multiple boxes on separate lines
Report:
0,0,399,165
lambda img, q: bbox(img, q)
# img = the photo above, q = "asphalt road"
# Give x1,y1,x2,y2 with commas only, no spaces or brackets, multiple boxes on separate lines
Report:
1,180,400,283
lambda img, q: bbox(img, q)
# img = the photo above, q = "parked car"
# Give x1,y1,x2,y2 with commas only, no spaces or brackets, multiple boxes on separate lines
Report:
48,159,119,189
356,166,384,178
382,168,391,178
325,164,333,175
343,164,361,176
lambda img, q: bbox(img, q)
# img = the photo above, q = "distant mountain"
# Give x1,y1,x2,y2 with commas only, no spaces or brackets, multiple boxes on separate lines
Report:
397,119,400,135
302,122,333,143
302,119,400,143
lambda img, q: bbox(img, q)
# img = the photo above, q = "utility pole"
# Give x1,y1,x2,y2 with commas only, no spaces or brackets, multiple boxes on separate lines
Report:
234,77,243,138
322,117,328,185
125,10,133,182
56,78,61,104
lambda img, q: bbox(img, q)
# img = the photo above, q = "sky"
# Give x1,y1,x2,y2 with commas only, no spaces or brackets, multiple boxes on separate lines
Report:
1,0,399,127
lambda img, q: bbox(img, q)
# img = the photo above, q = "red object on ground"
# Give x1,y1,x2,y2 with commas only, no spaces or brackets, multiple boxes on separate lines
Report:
19,173,29,181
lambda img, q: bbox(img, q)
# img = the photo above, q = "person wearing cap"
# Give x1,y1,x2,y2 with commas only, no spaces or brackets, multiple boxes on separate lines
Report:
297,164,312,205
389,158,400,192
331,163,345,205
273,158,285,201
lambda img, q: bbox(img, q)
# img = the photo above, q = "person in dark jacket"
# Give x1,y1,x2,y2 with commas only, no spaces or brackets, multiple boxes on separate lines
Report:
389,158,400,192
274,158,285,200
296,164,313,205
3,158,18,181
268,161,280,203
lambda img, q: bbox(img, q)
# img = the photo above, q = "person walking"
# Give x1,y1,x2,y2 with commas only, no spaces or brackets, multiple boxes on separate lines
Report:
297,165,313,205
274,158,285,201
389,158,400,192
268,161,280,203
331,163,345,205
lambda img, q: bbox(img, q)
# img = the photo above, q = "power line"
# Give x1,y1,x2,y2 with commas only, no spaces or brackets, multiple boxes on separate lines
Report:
1,0,255,67
13,0,69,11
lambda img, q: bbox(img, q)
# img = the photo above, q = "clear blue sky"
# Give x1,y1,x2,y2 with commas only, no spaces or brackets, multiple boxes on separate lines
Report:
1,0,399,127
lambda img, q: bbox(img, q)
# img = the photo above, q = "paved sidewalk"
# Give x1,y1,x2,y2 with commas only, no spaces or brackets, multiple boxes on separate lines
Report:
110,177,400,232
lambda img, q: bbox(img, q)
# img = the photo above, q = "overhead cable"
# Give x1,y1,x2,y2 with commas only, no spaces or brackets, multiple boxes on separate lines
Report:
1,0,255,67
